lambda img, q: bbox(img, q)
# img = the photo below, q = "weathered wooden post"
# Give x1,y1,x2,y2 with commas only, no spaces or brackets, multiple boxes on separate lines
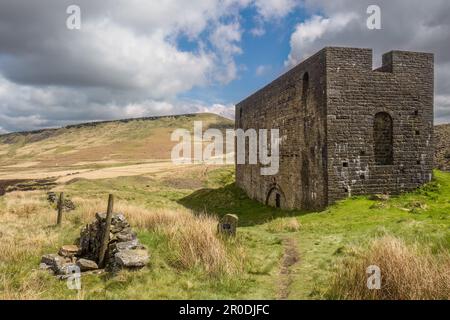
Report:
98,194,114,268
56,192,64,226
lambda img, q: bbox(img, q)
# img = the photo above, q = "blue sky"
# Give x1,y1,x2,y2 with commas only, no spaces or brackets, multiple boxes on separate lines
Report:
0,0,449,132
182,6,308,105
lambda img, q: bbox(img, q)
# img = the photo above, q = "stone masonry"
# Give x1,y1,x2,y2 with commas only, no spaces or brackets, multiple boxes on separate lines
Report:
236,47,434,210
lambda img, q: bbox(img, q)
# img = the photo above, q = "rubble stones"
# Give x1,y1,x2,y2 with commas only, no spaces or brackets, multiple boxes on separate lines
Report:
47,192,57,203
57,263,78,276
41,211,148,278
40,254,68,273
47,192,76,212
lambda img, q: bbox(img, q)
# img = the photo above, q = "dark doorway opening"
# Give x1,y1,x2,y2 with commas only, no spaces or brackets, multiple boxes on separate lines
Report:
275,193,281,208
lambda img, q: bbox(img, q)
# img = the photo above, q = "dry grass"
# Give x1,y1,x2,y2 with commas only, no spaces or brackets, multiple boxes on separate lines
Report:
266,217,301,233
0,271,52,300
327,236,450,300
163,213,245,276
66,197,244,276
0,191,61,299
120,204,245,276
4,191,47,218
0,191,244,299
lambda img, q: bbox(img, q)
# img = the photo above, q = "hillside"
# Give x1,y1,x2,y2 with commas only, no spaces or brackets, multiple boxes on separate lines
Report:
0,113,234,169
434,124,450,171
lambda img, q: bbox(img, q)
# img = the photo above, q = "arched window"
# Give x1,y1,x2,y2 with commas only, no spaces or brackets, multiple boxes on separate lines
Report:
302,72,309,108
374,112,393,165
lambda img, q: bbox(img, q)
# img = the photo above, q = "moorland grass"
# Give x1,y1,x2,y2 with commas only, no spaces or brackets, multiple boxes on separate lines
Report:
0,167,448,299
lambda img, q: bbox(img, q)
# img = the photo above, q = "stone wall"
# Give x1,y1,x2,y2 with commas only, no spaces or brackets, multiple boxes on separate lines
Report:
236,49,328,210
326,48,434,204
236,47,434,210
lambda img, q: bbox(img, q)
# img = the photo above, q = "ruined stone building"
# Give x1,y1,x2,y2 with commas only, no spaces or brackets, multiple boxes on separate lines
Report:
236,47,434,210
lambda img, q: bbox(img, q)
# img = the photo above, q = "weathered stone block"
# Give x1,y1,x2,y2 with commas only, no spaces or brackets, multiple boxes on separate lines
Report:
217,214,238,236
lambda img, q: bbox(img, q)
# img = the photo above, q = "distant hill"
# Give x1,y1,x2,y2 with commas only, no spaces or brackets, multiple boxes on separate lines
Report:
434,124,450,171
0,113,234,168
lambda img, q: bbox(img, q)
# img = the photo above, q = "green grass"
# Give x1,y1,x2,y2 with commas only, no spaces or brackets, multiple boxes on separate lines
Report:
1,168,449,299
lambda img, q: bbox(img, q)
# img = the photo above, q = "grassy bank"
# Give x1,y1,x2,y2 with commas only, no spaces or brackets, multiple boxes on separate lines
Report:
0,166,449,299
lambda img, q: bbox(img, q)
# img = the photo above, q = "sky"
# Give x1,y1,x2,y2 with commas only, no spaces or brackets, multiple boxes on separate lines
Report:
0,0,449,133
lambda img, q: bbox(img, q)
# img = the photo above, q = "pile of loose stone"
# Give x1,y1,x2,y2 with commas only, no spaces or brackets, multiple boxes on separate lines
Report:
47,192,76,212
40,212,149,277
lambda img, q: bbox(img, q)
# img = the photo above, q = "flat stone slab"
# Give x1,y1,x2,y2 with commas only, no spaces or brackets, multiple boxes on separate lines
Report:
109,239,145,253
59,245,80,257
114,249,149,268
76,258,99,272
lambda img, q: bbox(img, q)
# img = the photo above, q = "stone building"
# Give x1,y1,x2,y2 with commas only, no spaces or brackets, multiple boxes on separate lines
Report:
235,47,434,210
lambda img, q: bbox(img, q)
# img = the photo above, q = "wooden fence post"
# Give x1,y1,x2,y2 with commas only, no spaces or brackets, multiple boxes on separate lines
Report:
56,192,64,226
98,194,114,268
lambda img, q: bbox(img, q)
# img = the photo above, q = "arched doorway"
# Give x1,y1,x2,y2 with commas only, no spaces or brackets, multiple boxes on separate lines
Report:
266,185,285,208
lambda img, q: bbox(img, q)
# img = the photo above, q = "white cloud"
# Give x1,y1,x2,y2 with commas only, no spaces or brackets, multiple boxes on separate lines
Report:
209,22,243,84
210,22,242,55
83,21,214,98
285,13,358,66
255,65,271,76
250,26,266,37
196,103,236,119
254,0,300,19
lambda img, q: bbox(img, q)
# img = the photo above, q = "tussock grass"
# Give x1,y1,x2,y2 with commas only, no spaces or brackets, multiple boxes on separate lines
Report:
327,236,450,300
118,203,244,276
0,192,62,299
0,192,58,263
4,191,48,218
